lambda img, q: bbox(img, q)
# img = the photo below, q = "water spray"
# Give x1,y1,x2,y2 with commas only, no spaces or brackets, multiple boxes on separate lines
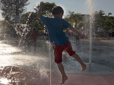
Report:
86,0,95,70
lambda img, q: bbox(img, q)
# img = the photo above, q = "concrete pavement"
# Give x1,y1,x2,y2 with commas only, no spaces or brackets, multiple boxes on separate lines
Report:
51,73,114,85
0,37,114,85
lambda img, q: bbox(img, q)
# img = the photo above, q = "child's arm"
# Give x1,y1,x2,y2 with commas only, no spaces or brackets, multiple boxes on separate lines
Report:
37,2,45,19
68,26,87,39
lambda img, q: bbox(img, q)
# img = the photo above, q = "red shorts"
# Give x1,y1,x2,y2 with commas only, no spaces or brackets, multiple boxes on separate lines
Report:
53,42,75,64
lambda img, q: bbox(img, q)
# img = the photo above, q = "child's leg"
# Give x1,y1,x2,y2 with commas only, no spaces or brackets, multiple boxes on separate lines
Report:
57,63,68,84
53,45,68,84
72,53,86,71
64,42,86,71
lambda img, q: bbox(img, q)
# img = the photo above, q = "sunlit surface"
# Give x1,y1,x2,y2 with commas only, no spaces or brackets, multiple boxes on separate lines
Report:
0,43,21,54
0,40,50,85
0,78,11,84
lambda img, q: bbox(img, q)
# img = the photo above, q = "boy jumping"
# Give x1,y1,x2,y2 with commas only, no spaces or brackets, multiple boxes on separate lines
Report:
37,2,86,84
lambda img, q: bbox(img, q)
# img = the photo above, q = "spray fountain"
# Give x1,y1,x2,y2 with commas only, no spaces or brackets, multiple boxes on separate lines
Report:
86,0,95,70
0,4,51,85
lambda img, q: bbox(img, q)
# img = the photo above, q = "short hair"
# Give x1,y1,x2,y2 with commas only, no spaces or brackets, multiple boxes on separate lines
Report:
52,6,64,15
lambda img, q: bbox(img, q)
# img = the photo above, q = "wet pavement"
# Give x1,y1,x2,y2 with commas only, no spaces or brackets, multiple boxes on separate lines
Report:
0,37,114,85
0,38,51,85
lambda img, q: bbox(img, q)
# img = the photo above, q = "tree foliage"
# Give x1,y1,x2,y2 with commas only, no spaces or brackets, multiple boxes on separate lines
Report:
1,0,29,22
94,10,114,32
77,21,84,28
65,10,114,32
34,2,56,17
20,2,56,30
64,11,83,29
94,10,105,29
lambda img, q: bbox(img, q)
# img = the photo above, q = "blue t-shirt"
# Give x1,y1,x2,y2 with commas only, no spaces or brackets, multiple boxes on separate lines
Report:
40,15,71,45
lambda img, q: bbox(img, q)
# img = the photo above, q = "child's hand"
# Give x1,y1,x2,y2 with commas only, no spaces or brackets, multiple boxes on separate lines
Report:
40,2,45,7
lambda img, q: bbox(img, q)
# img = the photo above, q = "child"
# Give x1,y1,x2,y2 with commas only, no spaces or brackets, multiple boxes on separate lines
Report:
31,28,38,53
75,34,80,44
37,2,86,84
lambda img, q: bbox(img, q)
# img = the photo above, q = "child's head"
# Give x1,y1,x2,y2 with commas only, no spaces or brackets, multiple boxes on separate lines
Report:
52,6,64,18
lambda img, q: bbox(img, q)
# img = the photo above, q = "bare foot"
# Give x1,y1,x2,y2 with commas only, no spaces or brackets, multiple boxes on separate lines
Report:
60,75,68,84
81,64,86,71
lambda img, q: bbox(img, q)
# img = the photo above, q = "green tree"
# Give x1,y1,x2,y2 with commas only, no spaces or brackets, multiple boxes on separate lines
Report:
108,12,112,16
1,20,10,28
94,10,114,33
34,2,56,17
26,2,57,30
1,0,29,22
20,12,44,30
103,12,114,32
64,11,83,29
94,10,105,30
77,21,84,28
1,20,16,35
20,12,36,24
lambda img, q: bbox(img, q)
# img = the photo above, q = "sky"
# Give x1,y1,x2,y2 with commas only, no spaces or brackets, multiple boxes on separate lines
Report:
0,0,114,20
